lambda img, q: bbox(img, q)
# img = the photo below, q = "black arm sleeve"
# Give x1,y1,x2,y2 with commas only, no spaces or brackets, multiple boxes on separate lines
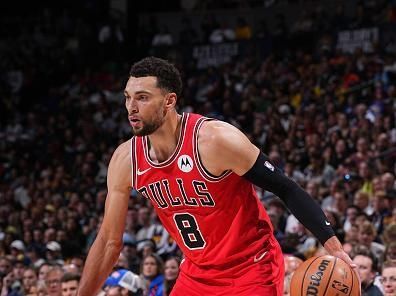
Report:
243,152,334,245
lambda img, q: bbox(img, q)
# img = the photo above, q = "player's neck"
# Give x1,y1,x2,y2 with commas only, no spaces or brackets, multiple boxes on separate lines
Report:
147,111,182,163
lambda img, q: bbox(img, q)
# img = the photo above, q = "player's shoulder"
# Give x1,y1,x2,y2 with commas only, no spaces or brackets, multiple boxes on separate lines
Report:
200,119,239,137
114,138,132,154
199,119,244,145
110,139,132,166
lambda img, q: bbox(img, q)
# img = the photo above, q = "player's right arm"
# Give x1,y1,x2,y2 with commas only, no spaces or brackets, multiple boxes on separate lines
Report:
198,121,354,267
77,140,132,296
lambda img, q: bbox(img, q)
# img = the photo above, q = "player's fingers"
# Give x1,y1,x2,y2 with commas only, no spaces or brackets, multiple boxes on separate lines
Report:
337,251,357,269
349,262,358,269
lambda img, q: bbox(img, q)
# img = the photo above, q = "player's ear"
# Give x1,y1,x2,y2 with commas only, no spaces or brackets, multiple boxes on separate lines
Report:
165,93,177,109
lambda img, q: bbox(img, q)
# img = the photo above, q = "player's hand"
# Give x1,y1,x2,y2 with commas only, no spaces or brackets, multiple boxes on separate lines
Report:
323,236,357,269
328,248,357,269
324,237,361,295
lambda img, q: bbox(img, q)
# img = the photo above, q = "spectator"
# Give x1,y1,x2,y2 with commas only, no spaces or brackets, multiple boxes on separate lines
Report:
38,263,51,282
344,224,359,246
45,265,64,296
26,245,45,269
350,137,373,168
140,254,164,296
344,173,364,202
136,208,152,242
353,191,374,216
358,161,374,195
322,178,344,211
330,139,349,169
9,241,25,259
22,267,38,295
331,191,349,222
384,241,396,262
356,213,372,227
266,196,287,238
380,261,396,296
343,205,361,232
121,239,140,275
370,191,391,236
163,257,181,296
46,241,64,265
137,240,156,259
382,223,396,246
8,258,25,295
61,273,80,296
357,221,386,264
382,172,396,200
104,269,142,296
352,247,382,296
0,258,12,276
382,173,395,191
1,271,17,296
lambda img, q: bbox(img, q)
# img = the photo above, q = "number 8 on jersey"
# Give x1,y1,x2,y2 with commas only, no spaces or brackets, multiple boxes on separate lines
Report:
174,213,206,250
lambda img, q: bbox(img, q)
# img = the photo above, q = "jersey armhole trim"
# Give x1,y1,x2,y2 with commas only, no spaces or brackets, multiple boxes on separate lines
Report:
193,118,232,182
130,137,137,189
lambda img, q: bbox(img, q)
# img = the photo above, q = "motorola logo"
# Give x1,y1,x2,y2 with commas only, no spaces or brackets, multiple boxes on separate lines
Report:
177,155,193,173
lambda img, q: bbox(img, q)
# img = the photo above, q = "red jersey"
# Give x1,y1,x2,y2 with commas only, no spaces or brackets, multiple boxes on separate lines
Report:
131,113,275,275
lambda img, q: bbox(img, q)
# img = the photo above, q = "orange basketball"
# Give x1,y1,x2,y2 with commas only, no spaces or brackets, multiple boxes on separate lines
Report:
290,255,360,296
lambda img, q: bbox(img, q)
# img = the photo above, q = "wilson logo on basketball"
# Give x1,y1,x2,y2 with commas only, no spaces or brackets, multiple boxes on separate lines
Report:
307,259,330,295
177,155,193,173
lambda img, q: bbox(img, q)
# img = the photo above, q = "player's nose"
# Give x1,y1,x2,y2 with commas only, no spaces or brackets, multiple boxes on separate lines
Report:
126,98,138,113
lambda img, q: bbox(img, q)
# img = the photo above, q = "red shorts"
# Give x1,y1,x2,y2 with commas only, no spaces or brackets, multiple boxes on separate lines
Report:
170,237,284,296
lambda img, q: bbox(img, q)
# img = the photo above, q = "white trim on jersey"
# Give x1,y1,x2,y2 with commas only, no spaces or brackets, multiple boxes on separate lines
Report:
192,117,232,183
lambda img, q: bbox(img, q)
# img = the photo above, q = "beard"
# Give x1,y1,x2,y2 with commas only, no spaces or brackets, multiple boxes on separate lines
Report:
132,112,165,136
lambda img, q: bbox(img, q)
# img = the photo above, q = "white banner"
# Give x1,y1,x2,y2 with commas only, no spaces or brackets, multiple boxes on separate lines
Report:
337,27,379,53
192,43,239,69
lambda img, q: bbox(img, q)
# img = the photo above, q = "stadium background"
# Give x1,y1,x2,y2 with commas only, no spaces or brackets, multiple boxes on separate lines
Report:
0,0,396,295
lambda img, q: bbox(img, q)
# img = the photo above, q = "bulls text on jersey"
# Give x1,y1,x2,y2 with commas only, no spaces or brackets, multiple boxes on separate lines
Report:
137,179,215,209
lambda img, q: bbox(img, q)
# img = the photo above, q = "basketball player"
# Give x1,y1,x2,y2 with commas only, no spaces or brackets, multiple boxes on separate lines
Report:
77,57,354,295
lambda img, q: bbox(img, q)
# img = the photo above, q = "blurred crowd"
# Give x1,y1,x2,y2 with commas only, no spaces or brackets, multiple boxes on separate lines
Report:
140,0,396,48
1,1,396,296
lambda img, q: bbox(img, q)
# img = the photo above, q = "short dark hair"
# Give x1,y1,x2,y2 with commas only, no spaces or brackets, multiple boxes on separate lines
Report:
351,244,378,272
346,205,361,213
129,57,182,98
61,272,81,283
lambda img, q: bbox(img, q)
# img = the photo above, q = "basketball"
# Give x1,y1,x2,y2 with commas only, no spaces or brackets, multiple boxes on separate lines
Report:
290,255,360,296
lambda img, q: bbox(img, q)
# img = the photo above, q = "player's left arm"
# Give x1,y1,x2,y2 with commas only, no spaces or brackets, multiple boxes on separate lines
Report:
199,120,354,266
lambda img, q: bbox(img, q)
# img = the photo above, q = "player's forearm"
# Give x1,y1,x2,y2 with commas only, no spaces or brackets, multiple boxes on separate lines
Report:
77,234,122,296
275,180,335,245
243,152,335,245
